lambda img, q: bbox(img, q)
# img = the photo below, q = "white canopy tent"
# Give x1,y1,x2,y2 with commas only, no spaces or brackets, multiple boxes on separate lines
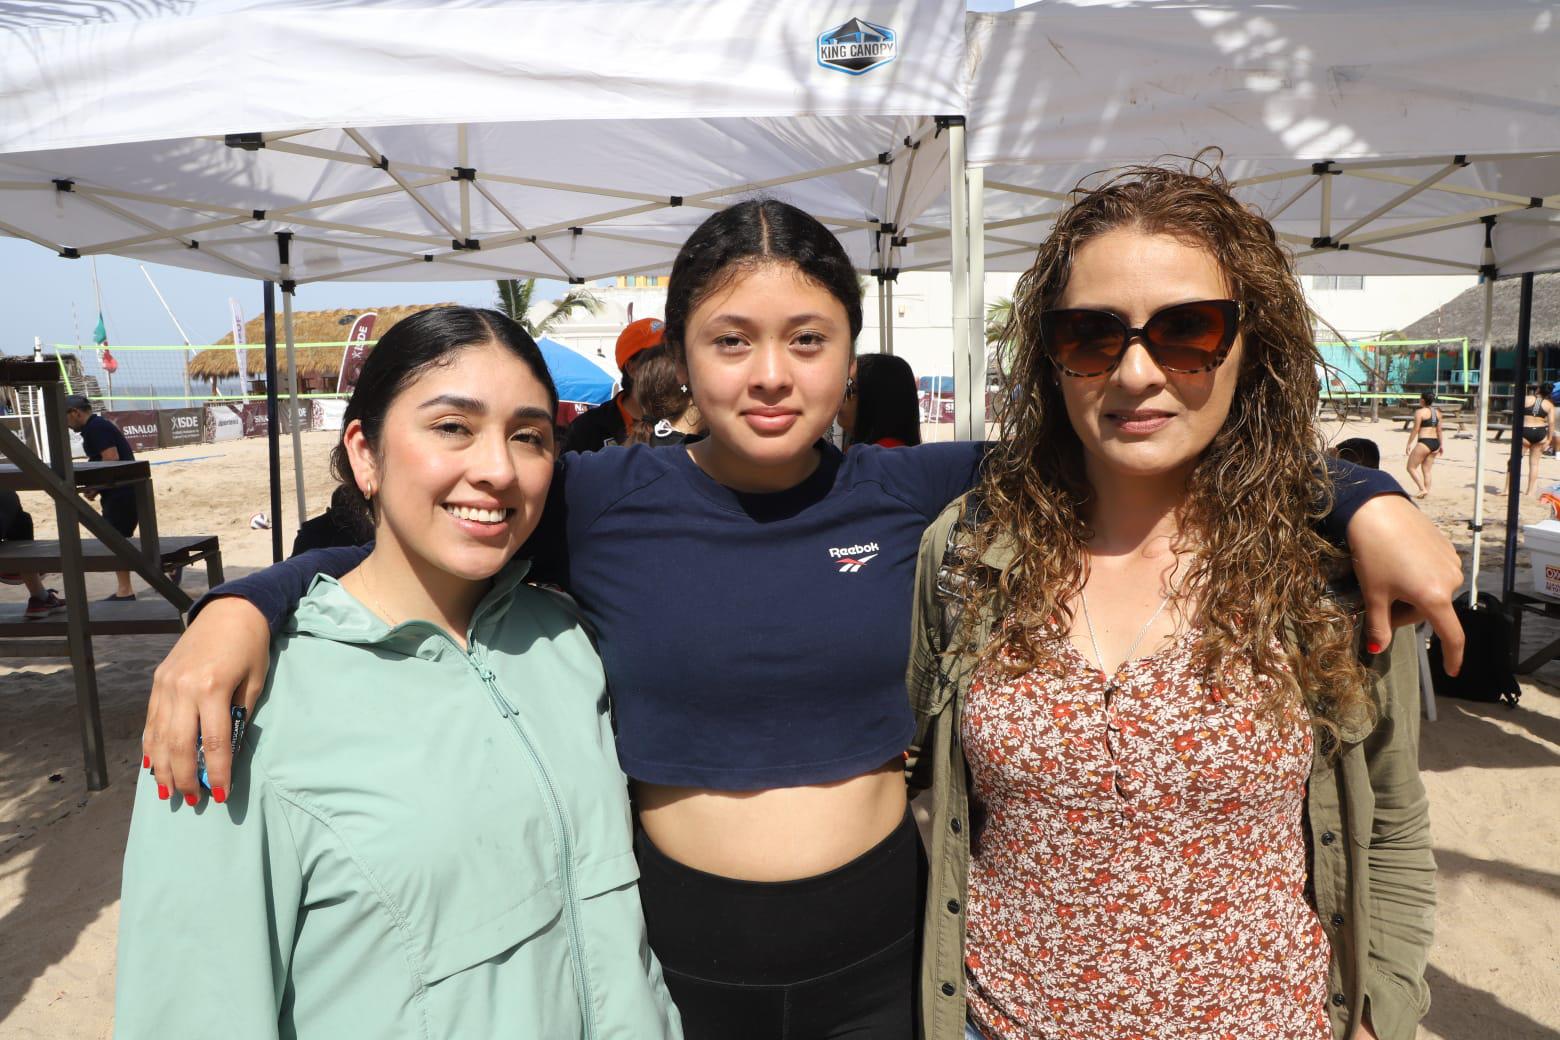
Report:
0,0,969,554
906,0,1560,606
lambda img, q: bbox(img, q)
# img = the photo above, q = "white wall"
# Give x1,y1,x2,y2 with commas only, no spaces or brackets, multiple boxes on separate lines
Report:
528,283,666,375
1303,274,1476,342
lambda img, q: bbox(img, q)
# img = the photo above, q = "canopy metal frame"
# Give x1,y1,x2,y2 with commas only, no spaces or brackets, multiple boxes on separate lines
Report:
3,117,948,548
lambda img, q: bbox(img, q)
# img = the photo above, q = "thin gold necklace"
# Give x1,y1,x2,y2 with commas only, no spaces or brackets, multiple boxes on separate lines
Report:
1077,587,1174,696
358,562,399,628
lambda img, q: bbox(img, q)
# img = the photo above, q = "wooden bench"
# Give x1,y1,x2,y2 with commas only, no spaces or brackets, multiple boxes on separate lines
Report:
0,597,184,656
0,534,222,582
0,357,223,790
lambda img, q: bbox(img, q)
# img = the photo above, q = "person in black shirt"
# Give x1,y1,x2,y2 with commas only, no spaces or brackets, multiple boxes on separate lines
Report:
289,484,371,557
561,317,664,453
65,394,138,600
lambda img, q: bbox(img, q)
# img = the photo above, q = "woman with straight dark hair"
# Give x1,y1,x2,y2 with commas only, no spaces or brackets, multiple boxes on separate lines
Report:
118,307,681,1038
142,201,1462,1039
841,352,923,447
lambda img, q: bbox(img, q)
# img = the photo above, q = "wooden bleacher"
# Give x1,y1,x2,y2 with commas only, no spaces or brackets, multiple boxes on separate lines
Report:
0,357,223,790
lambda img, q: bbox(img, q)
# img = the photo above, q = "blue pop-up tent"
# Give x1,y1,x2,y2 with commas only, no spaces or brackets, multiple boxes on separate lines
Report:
537,337,616,405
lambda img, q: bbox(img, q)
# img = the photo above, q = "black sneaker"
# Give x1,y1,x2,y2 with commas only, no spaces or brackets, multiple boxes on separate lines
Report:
24,589,67,620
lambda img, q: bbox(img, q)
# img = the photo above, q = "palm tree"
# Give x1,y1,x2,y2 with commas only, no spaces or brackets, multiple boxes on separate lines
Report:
494,278,602,339
985,296,1014,346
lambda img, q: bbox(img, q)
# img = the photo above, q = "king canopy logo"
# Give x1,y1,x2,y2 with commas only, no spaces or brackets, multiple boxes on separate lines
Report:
817,17,897,76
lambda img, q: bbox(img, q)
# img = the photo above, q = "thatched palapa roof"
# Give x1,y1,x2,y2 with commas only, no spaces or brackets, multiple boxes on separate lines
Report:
1392,272,1560,353
186,304,456,379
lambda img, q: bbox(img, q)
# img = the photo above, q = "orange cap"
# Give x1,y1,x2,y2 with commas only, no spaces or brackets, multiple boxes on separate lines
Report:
615,317,665,371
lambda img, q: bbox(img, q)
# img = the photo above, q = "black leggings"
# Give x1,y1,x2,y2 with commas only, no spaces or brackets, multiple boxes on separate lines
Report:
636,810,925,1040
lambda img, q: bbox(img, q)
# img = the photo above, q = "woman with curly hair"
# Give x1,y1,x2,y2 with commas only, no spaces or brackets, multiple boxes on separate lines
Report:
908,164,1435,1040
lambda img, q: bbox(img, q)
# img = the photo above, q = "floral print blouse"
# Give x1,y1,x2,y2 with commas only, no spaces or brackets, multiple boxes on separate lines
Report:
960,626,1332,1040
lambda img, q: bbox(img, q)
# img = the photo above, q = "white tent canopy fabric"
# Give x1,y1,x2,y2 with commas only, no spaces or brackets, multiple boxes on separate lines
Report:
0,0,969,538
0,0,967,282
904,1,1559,597
900,1,1560,277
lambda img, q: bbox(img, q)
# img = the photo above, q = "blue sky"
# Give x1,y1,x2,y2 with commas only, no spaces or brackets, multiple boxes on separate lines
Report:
1,1,1014,355
0,237,554,356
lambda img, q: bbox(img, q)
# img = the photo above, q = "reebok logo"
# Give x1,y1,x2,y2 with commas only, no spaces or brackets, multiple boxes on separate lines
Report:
829,541,880,573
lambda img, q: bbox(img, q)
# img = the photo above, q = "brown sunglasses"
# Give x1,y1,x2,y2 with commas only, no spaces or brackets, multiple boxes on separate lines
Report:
1040,299,1241,377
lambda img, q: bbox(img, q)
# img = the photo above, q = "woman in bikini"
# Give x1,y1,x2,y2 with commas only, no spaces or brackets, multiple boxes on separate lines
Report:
1500,381,1554,497
1405,390,1442,498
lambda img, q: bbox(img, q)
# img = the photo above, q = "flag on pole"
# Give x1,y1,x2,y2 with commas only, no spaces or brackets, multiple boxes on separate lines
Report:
230,298,248,395
336,312,378,395
94,312,118,374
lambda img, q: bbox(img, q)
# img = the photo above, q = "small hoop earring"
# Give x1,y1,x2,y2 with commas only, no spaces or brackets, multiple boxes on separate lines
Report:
363,484,374,502
845,377,857,397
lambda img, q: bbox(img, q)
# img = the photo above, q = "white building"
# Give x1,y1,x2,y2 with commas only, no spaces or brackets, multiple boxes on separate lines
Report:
529,276,669,373
1303,274,1476,343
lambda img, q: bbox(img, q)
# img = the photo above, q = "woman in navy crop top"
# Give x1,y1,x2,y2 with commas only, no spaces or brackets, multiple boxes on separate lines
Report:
143,201,1463,1039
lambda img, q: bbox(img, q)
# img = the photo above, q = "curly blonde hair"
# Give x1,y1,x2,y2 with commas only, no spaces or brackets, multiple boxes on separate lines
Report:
962,158,1373,743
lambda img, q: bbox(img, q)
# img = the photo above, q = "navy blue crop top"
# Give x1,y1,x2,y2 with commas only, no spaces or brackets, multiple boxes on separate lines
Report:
198,445,1402,791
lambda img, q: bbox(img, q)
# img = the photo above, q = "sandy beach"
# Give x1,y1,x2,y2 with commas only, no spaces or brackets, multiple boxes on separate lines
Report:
2,421,1558,1038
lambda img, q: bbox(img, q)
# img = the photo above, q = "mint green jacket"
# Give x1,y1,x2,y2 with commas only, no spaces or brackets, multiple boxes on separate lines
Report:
116,562,682,1040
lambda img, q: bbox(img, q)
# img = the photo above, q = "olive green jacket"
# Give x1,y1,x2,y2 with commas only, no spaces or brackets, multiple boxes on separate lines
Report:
906,498,1435,1040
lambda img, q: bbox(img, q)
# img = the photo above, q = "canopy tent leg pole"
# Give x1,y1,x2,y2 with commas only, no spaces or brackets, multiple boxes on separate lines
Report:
263,280,283,563
877,275,888,354
1501,271,1536,617
884,275,895,357
278,232,307,526
1467,223,1496,604
944,116,971,441
967,165,986,439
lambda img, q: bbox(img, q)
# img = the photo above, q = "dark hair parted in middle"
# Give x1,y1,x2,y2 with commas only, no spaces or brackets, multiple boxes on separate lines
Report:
328,306,558,537
850,353,923,446
663,198,863,363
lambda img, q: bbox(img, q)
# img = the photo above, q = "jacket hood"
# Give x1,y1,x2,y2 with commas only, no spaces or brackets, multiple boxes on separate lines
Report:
287,555,533,659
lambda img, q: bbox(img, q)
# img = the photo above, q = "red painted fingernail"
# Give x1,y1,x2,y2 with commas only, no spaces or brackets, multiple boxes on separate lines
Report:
157,784,170,800
184,792,198,806
211,787,227,804
1367,641,1384,654
142,755,150,769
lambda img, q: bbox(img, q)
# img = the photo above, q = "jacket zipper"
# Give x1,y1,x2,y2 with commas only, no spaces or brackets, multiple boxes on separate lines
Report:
469,650,597,1040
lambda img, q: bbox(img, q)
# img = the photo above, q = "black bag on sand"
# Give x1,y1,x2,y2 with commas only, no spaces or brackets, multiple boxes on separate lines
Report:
1428,592,1521,708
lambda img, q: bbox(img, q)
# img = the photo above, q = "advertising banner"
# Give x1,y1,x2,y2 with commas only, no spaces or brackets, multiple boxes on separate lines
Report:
276,401,312,434
336,312,377,395
918,391,955,424
156,407,203,448
312,399,348,431
240,402,270,438
203,402,244,442
104,409,160,452
230,298,248,393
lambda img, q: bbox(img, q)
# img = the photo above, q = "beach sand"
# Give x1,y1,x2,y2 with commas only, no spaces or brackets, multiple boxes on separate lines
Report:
2,423,1558,1038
